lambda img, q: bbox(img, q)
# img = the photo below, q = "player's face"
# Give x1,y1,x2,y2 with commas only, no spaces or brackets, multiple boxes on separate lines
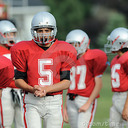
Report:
36,28,52,43
4,32,16,45
36,28,52,34
70,42,80,47
4,32,16,44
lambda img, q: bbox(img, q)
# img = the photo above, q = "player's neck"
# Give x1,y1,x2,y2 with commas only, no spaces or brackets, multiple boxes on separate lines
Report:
38,42,51,47
117,51,123,57
77,52,85,59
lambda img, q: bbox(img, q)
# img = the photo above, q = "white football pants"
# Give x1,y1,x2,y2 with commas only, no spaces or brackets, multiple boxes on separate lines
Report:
67,95,97,128
0,88,24,128
110,92,128,128
23,93,63,128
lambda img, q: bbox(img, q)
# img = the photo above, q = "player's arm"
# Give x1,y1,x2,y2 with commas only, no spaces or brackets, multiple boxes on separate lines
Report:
63,91,69,123
34,80,70,97
34,71,70,97
79,76,102,112
15,79,34,93
44,79,70,93
122,60,128,121
15,70,34,93
122,93,128,121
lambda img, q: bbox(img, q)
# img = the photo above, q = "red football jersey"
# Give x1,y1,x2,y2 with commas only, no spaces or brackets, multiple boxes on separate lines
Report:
11,39,77,95
0,46,17,88
0,55,14,89
111,51,128,92
68,49,108,97
0,45,10,55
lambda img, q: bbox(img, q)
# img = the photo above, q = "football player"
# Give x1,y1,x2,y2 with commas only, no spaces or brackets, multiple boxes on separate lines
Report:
0,55,14,98
0,20,24,128
104,27,128,128
63,29,108,128
10,11,77,128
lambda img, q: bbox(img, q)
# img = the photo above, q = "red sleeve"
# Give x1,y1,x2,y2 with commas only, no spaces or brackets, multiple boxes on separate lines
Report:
10,45,28,72
93,51,108,77
120,53,128,74
60,49,77,72
0,57,14,88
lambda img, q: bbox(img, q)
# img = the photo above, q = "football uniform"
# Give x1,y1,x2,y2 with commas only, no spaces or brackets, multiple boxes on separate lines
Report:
110,51,128,128
0,46,24,128
11,39,77,128
67,49,108,128
0,55,14,88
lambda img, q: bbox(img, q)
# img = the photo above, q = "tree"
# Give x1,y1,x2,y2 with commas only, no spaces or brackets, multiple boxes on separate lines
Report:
43,0,91,40
97,11,127,49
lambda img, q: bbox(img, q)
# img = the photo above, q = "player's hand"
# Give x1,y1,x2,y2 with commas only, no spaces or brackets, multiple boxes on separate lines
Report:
63,106,69,123
34,85,46,97
122,107,128,121
78,102,90,112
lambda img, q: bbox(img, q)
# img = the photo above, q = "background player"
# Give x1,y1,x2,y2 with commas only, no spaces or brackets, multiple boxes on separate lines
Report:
104,27,128,128
63,29,108,128
0,20,24,128
0,55,14,98
10,11,77,128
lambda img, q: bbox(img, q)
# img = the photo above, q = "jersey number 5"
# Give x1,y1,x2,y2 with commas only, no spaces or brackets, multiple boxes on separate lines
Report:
70,65,86,90
38,59,53,87
111,64,121,88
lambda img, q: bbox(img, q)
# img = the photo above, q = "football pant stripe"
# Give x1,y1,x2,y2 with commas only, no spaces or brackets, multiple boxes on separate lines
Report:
0,99,5,128
87,99,97,128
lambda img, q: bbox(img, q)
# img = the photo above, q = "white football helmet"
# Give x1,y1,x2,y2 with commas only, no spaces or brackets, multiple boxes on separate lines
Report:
31,11,57,45
104,27,128,53
0,20,17,47
66,29,90,55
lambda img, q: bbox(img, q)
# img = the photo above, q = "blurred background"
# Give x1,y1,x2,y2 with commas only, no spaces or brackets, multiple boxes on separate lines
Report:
0,0,128,49
1,0,127,127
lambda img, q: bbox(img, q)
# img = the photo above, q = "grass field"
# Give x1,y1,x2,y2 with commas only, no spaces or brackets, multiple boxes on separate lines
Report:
63,72,113,128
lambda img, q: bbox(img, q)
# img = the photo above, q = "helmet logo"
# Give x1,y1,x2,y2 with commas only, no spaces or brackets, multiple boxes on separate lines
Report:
112,36,120,45
80,37,85,46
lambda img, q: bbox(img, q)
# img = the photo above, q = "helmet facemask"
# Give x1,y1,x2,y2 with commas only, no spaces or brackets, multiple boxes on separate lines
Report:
31,27,56,45
68,38,90,55
0,31,17,47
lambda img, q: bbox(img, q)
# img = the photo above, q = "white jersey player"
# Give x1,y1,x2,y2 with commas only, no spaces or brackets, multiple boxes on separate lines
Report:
64,29,108,128
0,20,24,128
104,27,128,128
